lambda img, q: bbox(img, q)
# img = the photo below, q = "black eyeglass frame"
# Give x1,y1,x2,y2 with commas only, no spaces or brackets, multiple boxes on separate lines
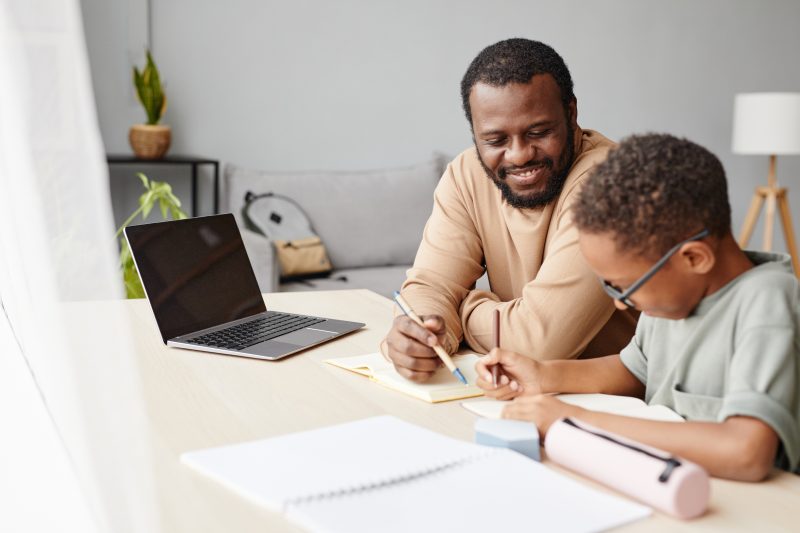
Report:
601,229,711,309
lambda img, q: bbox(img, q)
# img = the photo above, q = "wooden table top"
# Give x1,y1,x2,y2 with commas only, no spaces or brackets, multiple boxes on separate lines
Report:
66,289,800,532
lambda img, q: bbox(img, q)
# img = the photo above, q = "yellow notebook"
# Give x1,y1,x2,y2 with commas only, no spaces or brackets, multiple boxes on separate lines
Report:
325,352,484,403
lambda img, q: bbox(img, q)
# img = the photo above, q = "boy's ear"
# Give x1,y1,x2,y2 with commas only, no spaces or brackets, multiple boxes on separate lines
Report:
678,241,715,274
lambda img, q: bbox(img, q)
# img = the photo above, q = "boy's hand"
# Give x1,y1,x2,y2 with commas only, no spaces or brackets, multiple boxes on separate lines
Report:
502,395,586,437
475,348,548,400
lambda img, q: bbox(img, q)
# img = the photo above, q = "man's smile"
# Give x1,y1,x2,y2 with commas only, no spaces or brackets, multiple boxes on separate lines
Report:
500,162,550,188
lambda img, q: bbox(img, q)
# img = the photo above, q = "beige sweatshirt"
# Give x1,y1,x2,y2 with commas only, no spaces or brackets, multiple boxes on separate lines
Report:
400,128,637,360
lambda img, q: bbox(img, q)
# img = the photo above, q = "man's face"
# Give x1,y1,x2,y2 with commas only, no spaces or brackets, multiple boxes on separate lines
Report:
469,75,577,209
578,231,706,320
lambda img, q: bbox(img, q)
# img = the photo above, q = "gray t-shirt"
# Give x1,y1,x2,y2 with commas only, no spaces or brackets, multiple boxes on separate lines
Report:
620,251,800,472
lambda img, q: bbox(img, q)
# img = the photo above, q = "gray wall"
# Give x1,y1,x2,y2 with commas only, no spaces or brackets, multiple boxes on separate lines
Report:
82,0,800,252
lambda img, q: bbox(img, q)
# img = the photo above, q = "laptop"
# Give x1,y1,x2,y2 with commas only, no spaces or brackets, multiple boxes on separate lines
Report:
124,213,365,361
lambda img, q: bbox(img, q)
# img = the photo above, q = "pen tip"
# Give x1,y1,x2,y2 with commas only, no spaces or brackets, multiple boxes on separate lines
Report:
393,290,400,298
454,368,468,385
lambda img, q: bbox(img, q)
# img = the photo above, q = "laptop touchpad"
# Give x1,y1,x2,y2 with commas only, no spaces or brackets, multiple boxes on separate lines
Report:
277,327,337,345
247,340,302,358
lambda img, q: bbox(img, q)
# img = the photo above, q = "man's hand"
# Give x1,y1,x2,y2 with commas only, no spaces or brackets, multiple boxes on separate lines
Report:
475,348,550,400
385,314,446,382
502,395,586,437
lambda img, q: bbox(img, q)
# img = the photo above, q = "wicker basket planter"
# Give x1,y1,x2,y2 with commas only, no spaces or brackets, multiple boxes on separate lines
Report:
129,124,171,159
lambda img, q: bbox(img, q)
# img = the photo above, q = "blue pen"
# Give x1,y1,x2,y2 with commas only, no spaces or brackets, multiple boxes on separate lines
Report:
393,291,468,385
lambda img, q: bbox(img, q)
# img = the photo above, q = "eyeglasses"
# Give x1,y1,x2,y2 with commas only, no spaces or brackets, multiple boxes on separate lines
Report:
601,229,710,309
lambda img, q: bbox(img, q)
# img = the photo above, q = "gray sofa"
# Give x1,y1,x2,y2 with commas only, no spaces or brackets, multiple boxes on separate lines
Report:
223,155,448,297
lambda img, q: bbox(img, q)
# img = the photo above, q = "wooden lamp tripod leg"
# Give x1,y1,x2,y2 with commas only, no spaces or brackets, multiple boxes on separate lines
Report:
760,154,779,251
763,188,777,251
738,191,765,249
777,191,800,275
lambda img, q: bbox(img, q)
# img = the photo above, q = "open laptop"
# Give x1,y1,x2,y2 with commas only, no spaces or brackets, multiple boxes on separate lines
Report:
124,213,364,361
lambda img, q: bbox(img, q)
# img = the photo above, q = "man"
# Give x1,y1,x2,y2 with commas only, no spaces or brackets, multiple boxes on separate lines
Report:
383,38,637,382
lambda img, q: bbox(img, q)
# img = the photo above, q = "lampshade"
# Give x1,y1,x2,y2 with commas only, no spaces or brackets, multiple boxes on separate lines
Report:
732,92,800,155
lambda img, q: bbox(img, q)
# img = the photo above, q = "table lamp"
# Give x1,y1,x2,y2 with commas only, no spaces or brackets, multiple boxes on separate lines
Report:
732,92,800,274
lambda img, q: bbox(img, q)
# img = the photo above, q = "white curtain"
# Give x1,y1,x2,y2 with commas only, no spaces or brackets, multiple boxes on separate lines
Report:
0,1,158,531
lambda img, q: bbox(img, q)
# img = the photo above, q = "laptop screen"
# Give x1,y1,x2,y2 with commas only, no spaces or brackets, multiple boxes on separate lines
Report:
125,214,267,343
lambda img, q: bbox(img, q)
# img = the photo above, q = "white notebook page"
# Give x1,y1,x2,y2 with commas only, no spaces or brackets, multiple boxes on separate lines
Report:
462,394,684,422
290,448,650,533
182,415,651,533
181,416,486,510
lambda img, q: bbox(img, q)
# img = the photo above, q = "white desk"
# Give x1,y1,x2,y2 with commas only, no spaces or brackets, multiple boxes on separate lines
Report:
69,289,800,532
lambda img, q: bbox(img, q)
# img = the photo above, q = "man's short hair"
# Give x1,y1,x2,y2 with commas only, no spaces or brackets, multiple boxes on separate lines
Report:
460,38,575,126
573,133,732,258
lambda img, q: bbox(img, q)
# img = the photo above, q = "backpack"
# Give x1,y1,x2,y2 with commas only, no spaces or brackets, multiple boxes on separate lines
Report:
241,191,333,282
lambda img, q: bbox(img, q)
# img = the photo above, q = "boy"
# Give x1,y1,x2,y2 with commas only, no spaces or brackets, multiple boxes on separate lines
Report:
476,133,799,481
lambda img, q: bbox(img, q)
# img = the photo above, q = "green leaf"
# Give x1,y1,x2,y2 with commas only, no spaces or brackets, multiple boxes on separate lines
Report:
149,182,164,196
169,204,188,220
133,67,144,105
139,190,154,209
117,173,186,296
160,93,168,121
142,200,154,219
166,191,182,207
133,49,166,125
118,239,145,298
123,266,146,299
119,237,131,267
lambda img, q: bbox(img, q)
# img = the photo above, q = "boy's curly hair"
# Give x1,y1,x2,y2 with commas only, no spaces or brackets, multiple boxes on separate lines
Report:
573,133,731,258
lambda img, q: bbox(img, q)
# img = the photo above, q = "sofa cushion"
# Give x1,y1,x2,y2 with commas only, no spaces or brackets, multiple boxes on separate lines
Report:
224,155,446,270
279,267,490,299
280,265,411,298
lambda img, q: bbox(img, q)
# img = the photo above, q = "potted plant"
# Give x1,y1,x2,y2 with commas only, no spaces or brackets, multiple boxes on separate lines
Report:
129,50,170,159
115,172,187,298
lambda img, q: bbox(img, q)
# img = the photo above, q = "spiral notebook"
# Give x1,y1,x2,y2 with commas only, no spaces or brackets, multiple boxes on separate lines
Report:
181,416,650,532
324,352,484,403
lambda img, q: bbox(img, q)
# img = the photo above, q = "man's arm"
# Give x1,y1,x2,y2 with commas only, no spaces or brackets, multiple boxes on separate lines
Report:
397,159,486,351
384,159,486,381
460,188,625,360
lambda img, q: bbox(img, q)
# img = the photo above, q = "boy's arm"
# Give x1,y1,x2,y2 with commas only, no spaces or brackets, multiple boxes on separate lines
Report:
506,395,779,482
476,350,644,400
576,412,779,481
545,354,645,398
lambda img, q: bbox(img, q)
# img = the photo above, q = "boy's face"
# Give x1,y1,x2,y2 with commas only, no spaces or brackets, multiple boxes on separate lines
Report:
578,231,707,319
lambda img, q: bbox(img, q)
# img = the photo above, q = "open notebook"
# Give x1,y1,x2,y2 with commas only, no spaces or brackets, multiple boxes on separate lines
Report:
324,352,483,403
462,394,684,422
181,416,650,533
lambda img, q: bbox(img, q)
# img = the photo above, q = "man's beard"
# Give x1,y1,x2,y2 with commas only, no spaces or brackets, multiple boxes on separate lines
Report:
478,124,575,209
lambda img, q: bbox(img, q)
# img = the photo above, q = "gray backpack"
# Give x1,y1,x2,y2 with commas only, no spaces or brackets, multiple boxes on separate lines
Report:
242,191,333,281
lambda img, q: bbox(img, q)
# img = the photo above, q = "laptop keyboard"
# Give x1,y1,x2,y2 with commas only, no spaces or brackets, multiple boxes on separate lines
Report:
185,313,325,351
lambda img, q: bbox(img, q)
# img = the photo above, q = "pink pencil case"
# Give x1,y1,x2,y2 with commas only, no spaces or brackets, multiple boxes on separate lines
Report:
545,418,710,519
